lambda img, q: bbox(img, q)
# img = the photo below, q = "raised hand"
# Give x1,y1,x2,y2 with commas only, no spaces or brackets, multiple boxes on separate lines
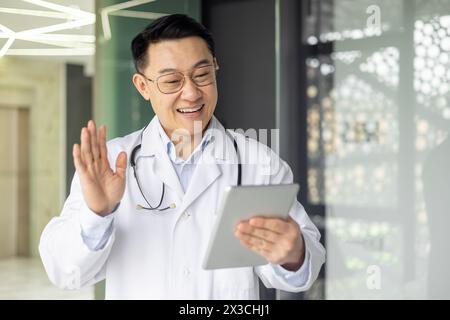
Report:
73,120,127,216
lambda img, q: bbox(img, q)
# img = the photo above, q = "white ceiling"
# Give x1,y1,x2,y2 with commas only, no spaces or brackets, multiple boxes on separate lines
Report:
0,0,95,72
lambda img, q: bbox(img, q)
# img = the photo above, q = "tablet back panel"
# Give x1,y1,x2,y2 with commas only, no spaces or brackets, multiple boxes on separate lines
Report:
202,183,299,269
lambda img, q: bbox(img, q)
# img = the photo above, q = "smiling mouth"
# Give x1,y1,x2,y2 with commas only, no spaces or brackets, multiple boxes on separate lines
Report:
177,104,204,114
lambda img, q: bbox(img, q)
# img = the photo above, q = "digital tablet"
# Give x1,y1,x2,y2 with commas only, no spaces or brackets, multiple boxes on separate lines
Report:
202,183,299,270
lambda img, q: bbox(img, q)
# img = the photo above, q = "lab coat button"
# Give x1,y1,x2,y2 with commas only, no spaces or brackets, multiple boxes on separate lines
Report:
183,267,191,277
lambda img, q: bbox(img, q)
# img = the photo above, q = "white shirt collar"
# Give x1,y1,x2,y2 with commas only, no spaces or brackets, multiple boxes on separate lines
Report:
156,118,214,164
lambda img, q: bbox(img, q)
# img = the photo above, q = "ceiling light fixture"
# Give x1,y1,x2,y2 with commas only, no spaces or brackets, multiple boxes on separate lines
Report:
0,7,73,19
0,0,95,57
100,0,167,40
6,48,95,56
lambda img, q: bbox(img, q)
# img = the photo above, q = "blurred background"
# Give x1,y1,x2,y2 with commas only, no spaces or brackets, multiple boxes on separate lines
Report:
0,0,449,300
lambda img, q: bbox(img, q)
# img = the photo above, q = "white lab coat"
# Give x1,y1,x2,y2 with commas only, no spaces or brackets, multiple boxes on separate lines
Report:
39,116,325,299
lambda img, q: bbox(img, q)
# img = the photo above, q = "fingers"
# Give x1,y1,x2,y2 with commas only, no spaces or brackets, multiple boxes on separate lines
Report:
235,217,303,264
235,230,272,256
247,217,301,246
78,120,125,178
80,127,93,167
88,120,100,161
248,216,291,234
73,143,85,173
79,121,109,172
235,222,276,251
115,151,127,179
98,125,108,164
235,226,297,265
236,222,279,243
241,242,270,258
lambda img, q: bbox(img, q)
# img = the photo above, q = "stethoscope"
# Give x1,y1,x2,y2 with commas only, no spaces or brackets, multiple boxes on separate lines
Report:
130,126,241,212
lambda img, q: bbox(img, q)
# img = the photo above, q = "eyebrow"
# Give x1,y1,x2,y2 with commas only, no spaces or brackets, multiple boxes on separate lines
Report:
157,58,212,74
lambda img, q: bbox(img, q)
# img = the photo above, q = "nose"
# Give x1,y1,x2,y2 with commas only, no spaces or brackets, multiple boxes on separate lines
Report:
180,77,202,101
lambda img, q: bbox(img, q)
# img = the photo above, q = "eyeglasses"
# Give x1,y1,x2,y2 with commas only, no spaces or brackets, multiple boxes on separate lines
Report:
140,64,218,94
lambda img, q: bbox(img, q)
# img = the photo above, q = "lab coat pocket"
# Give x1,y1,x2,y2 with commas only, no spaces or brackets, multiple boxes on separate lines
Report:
213,267,257,299
214,267,255,289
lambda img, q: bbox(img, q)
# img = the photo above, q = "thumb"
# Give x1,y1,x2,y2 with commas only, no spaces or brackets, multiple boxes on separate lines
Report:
115,151,127,179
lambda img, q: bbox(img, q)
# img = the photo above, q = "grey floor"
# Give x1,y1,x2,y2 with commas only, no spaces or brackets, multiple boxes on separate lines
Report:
0,257,94,300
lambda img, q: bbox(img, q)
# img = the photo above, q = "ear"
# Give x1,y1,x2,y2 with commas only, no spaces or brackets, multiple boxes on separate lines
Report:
132,73,151,100
213,57,219,70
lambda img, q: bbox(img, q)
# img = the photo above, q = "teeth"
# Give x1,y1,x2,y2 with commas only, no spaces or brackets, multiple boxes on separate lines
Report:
178,105,203,113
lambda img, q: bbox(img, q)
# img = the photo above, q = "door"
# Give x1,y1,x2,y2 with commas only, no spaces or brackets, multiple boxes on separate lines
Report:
0,107,30,258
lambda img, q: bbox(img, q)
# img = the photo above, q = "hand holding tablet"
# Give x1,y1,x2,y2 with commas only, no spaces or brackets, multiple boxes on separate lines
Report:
202,184,300,270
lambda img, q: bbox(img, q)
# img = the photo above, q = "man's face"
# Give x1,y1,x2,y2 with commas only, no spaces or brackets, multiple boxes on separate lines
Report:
133,36,218,138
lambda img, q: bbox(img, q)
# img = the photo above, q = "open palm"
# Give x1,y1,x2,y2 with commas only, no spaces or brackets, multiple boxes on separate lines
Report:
73,120,127,216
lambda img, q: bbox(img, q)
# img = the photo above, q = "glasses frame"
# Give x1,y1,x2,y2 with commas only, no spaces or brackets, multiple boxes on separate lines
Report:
140,63,219,94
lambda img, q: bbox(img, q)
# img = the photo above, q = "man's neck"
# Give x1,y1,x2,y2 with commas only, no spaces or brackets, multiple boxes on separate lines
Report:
173,135,200,160
164,124,210,160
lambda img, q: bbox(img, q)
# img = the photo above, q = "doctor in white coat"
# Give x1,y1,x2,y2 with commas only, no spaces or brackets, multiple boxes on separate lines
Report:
39,14,325,299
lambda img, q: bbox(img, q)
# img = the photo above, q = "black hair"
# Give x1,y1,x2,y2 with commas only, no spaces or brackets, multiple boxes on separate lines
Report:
131,14,216,72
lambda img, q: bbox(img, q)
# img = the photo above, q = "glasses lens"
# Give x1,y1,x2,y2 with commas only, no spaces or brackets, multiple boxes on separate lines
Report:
156,65,216,94
192,65,215,86
157,73,184,93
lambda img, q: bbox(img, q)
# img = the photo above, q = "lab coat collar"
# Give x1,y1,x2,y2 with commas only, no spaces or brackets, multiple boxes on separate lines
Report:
139,115,234,210
156,118,213,164
138,117,184,199
139,116,164,157
198,116,237,163
140,115,233,161
174,117,237,213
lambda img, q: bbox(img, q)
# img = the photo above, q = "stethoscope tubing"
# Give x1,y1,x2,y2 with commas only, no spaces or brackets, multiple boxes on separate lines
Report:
130,126,241,212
